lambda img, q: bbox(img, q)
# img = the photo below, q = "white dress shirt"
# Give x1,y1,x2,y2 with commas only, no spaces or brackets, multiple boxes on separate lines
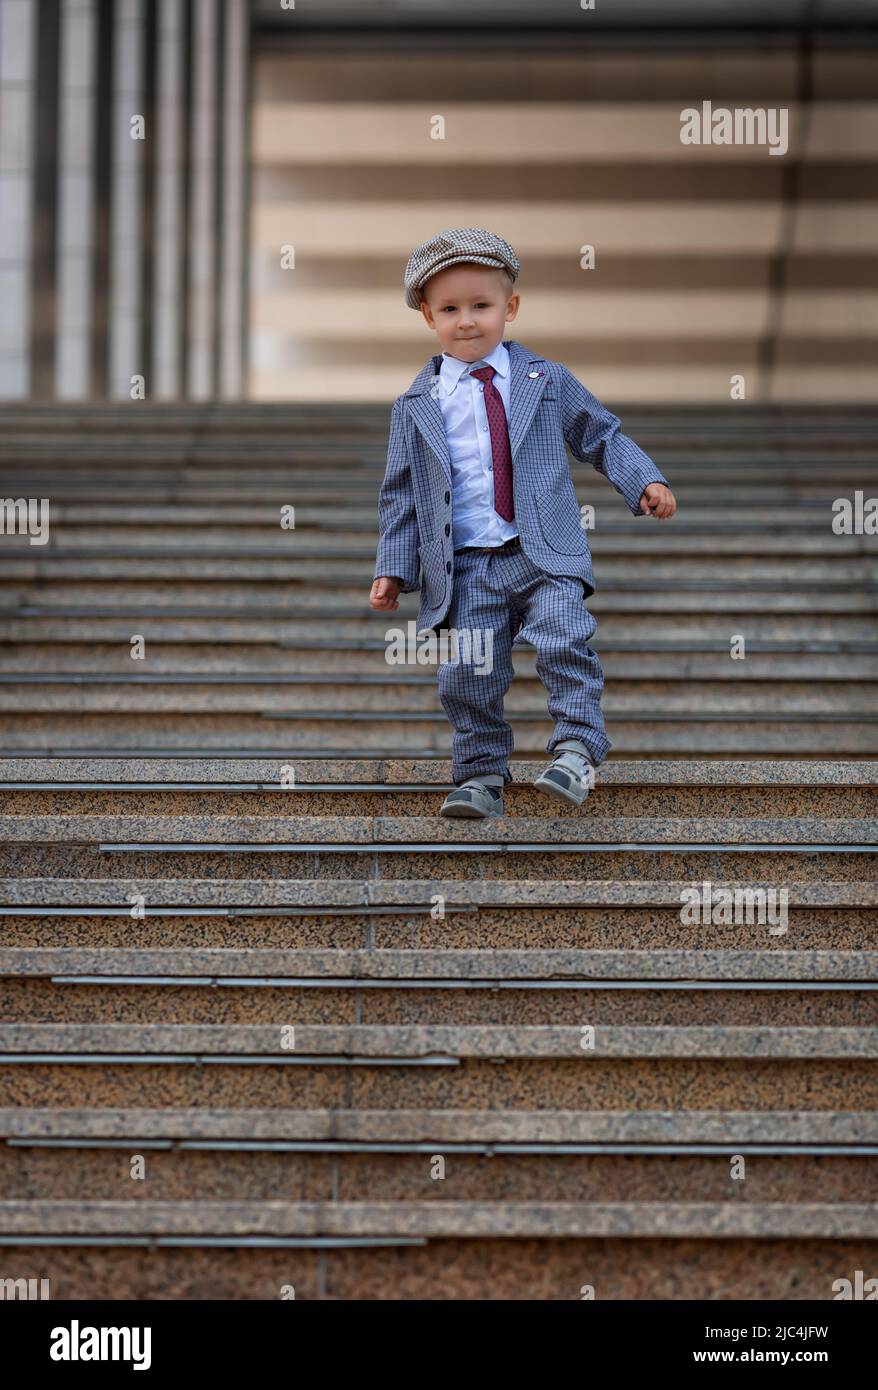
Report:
438,338,519,549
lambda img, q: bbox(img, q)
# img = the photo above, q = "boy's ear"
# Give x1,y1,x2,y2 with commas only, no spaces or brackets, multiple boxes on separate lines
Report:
419,298,434,328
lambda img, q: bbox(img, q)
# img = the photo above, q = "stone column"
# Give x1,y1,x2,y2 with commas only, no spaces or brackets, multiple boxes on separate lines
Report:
107,0,147,398
0,0,38,398
218,0,248,399
55,0,97,398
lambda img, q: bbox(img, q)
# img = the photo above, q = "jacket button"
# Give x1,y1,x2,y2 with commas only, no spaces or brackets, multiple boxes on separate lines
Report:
446,560,451,573
444,491,450,503
444,523,450,536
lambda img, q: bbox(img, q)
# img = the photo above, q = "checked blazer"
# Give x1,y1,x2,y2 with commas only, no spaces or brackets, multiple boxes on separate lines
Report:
373,338,669,632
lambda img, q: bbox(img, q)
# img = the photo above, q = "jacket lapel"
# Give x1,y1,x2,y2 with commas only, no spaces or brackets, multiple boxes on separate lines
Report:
505,340,549,460
404,339,548,486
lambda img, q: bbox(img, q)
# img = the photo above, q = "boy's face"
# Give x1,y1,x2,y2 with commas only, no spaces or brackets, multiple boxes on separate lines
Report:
419,263,520,362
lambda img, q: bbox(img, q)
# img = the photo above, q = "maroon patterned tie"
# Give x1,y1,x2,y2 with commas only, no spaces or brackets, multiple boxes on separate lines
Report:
469,365,514,521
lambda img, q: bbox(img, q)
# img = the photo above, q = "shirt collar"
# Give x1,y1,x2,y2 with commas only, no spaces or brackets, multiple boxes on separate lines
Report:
440,339,510,394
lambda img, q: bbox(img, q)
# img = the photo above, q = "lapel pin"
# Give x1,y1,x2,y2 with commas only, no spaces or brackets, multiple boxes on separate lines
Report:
528,371,544,378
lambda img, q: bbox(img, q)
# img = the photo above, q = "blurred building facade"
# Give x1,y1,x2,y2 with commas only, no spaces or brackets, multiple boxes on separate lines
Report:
2,0,876,403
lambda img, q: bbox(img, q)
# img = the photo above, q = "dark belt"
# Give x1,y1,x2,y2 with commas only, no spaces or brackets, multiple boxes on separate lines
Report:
454,536,521,555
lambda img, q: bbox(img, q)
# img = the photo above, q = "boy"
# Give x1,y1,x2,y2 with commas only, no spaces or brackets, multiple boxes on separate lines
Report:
370,228,676,818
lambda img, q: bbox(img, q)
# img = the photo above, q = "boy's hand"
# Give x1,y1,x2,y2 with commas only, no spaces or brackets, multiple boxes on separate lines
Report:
640,483,676,519
370,576,403,611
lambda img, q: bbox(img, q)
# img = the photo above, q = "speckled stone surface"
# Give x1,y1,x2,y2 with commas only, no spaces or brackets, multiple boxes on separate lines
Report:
0,906,872,952
1,876,875,907
5,721,876,753
3,848,876,888
2,1022,877,1059
3,946,876,980
1,758,876,785
6,1057,878,1113
0,1198,875,1238
2,1106,875,1143
0,1237,873,1299
6,1148,877,1204
1,786,876,818
2,813,874,845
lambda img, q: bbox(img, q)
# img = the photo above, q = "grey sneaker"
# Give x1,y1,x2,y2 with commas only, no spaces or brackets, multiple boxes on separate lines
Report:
439,778,504,818
533,742,595,807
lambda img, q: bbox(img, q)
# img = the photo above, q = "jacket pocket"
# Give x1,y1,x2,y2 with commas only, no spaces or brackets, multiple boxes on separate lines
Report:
535,484,589,554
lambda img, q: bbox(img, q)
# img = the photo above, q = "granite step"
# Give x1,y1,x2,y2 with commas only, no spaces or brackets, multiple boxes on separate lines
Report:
4,583,875,617
0,1234,869,1299
1,779,873,820
4,1022,876,1059
0,906,870,952
0,756,872,811
2,522,875,550
5,1107,877,1216
1,813,874,847
2,647,876,679
1,1023,876,1111
2,1143,875,1204
0,1197,874,1242
1,621,874,655
3,959,876,1026
8,505,878,525
1,679,875,717
5,1105,876,1146
1,839,875,880
3,877,873,909
0,717,873,757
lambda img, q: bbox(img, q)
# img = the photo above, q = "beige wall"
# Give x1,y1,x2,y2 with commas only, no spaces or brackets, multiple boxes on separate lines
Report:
248,49,878,403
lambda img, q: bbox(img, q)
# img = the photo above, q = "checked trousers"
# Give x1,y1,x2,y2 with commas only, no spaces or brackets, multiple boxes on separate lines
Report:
436,543,611,787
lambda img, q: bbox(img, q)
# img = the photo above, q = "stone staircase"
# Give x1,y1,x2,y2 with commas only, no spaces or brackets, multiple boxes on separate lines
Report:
0,403,875,1299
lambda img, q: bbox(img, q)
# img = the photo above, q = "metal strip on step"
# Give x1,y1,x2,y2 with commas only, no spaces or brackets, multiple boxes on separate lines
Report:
43,975,878,993
7,1137,878,1157
0,904,477,918
92,841,878,854
0,1235,426,1248
0,1053,461,1067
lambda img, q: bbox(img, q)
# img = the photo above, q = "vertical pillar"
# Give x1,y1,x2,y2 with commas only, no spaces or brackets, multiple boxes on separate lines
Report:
187,0,217,399
107,0,145,398
218,0,247,399
55,0,97,398
152,0,184,398
0,1,38,398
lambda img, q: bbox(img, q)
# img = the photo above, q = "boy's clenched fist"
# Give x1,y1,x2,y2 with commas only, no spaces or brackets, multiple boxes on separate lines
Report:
640,483,676,518
370,576,402,611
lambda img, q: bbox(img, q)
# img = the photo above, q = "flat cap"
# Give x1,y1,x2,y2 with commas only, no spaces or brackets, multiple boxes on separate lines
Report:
403,227,520,311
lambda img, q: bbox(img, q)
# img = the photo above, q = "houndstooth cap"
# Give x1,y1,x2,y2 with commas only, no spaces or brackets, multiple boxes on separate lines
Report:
403,228,520,310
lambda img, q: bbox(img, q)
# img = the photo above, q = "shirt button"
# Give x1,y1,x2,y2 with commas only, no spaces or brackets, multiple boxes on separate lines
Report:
483,425,488,431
